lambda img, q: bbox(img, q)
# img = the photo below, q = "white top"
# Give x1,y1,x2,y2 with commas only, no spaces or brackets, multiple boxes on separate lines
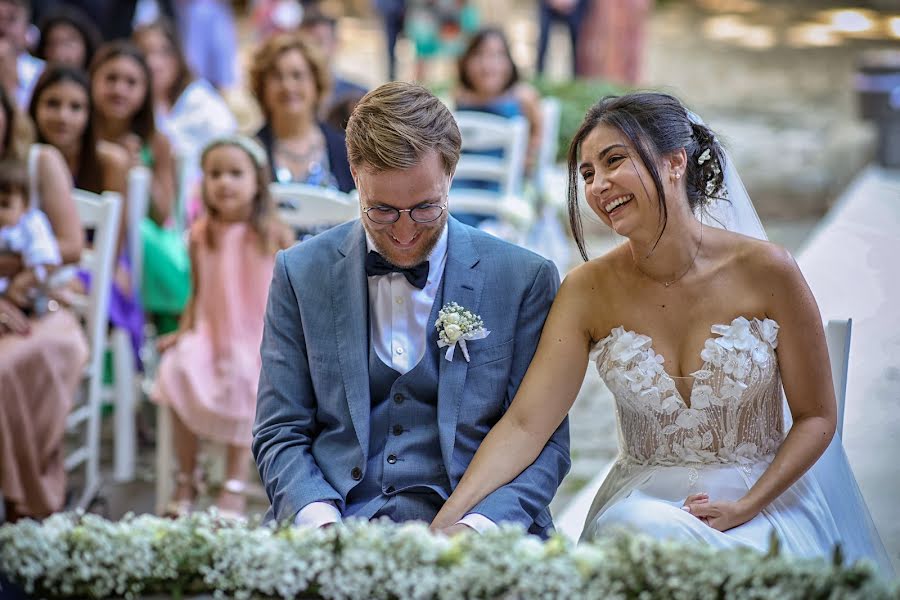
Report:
16,53,44,109
0,208,61,292
295,223,495,533
157,78,237,161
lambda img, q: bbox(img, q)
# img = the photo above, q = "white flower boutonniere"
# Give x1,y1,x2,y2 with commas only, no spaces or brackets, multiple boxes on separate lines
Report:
435,302,490,362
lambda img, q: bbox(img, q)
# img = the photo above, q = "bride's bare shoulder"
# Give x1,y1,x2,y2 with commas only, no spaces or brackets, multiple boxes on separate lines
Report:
711,227,802,283
562,245,628,290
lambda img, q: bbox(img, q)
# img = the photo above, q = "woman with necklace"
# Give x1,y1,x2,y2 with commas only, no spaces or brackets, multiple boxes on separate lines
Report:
428,92,893,575
248,33,353,193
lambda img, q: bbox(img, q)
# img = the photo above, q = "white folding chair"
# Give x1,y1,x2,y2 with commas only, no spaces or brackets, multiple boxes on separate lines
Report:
533,96,561,197
102,166,152,483
825,318,852,438
450,110,534,231
270,182,359,232
66,190,122,509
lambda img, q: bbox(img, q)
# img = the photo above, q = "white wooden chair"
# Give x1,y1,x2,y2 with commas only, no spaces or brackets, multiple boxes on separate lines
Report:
450,110,533,231
825,318,852,438
271,182,358,232
96,167,152,483
533,97,561,197
66,190,122,509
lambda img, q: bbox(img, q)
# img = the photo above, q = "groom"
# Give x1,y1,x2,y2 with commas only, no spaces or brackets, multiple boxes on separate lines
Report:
253,82,570,536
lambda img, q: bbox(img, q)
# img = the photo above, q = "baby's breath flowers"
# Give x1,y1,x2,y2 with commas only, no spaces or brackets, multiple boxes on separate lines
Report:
0,512,894,599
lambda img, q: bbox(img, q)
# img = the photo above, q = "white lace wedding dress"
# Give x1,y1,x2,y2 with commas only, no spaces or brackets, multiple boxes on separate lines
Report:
581,316,894,575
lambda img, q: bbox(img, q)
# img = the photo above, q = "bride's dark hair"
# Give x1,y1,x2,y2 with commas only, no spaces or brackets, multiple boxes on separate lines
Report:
566,92,726,261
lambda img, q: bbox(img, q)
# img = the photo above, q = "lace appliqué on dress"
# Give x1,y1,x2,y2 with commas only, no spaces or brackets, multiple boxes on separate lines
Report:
594,317,784,469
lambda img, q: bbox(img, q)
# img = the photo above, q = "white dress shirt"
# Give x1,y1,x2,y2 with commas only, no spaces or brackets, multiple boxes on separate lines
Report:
295,224,495,533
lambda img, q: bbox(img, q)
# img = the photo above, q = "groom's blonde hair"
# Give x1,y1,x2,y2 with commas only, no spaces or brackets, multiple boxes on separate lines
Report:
346,82,461,175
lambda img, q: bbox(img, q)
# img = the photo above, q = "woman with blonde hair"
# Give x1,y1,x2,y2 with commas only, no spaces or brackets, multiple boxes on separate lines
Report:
248,32,353,192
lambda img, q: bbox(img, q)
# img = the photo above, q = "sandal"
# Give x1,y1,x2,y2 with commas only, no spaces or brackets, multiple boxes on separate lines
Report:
214,479,247,520
163,471,197,518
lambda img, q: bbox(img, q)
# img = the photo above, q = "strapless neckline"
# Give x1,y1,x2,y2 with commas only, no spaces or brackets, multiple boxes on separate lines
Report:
594,316,779,409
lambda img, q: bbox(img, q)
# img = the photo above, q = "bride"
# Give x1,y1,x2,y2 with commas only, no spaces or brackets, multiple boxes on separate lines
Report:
430,92,893,574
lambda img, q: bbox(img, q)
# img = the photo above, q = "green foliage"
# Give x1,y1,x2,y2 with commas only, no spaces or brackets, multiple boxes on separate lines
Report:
531,77,629,162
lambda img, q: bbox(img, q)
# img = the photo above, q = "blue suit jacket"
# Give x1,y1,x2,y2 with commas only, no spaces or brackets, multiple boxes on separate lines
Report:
253,217,570,535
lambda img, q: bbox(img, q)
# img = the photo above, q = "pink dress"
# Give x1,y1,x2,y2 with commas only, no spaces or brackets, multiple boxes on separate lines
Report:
152,220,275,447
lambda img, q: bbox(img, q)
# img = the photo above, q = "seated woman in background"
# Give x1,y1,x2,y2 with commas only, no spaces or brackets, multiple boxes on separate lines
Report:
90,41,187,336
34,5,102,70
454,27,542,176
28,65,140,353
248,33,353,193
0,85,88,523
133,18,237,224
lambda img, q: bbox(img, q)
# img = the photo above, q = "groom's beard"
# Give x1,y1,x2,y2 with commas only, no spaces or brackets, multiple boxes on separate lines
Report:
363,215,446,268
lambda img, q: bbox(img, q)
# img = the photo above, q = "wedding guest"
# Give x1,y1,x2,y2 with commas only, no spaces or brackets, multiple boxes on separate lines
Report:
0,84,88,523
29,65,141,354
133,18,237,222
0,0,44,108
152,135,292,518
90,41,187,335
535,0,588,77
371,0,405,81
248,32,353,192
429,91,894,576
176,0,238,91
0,158,61,312
455,28,542,174
298,11,368,130
33,4,102,70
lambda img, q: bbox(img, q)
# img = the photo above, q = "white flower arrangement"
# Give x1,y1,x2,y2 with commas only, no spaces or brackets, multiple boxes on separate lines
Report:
0,512,895,599
697,148,712,165
434,302,490,362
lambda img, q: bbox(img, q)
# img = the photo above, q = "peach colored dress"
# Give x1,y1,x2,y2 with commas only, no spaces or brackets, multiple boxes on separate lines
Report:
152,219,275,447
0,310,89,519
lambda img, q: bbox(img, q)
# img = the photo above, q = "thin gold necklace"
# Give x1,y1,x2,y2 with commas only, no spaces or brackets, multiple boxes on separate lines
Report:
634,223,703,288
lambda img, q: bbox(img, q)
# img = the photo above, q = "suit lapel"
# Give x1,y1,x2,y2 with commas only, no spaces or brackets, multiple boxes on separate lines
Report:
437,219,484,470
332,222,371,454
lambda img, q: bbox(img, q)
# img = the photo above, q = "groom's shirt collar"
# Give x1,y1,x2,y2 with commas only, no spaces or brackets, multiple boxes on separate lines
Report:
364,223,449,374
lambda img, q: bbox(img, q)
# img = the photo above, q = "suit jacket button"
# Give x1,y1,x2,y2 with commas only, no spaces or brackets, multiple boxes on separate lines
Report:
393,393,404,404
392,424,403,436
351,467,362,480
387,454,397,464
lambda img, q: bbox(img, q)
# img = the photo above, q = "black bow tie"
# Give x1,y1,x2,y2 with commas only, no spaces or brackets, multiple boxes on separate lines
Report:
365,250,429,289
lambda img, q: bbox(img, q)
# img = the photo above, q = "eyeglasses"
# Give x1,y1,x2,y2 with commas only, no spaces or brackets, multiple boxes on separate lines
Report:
362,203,447,224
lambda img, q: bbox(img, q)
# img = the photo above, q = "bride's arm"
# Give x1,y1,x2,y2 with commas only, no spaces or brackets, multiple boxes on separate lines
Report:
432,269,597,530
687,246,837,530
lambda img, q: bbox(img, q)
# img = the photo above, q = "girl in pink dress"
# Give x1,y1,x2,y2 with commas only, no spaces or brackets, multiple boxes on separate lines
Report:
152,135,292,518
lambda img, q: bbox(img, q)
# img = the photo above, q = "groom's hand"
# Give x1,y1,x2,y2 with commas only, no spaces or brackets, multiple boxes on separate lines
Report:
437,523,475,537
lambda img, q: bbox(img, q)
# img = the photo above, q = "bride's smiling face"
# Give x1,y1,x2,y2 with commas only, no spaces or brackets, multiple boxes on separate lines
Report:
579,123,663,238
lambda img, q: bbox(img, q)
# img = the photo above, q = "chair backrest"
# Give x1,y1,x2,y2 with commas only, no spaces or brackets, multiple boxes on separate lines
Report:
825,318,852,438
66,189,121,507
271,182,358,231
533,97,561,194
453,110,528,197
126,166,151,294
73,189,122,364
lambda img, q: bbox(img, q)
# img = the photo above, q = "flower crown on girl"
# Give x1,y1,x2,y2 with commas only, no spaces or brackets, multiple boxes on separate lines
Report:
200,134,269,170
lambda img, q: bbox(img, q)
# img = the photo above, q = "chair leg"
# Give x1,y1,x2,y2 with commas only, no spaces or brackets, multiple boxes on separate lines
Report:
112,328,137,482
155,404,174,515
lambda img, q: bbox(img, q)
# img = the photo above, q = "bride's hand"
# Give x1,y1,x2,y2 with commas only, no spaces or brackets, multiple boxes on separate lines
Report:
682,496,754,532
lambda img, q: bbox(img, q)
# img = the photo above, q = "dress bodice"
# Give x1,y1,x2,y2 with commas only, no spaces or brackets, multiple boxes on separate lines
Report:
593,316,784,467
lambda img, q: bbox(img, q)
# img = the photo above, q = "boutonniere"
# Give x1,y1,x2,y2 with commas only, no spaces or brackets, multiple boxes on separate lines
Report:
435,302,490,362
